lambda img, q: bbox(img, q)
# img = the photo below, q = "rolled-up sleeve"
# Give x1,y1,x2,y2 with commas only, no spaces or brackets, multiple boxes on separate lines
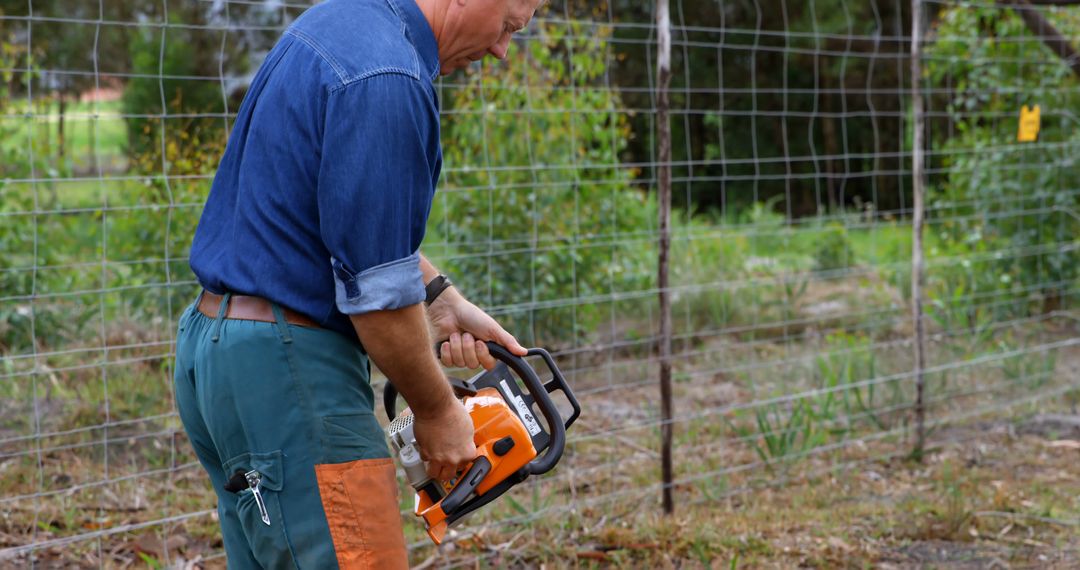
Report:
317,73,440,315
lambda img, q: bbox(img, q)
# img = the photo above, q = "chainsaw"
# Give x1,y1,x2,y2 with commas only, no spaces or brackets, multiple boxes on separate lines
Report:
383,342,580,545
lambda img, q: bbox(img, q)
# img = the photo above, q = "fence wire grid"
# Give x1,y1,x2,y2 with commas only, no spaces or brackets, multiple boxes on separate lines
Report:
1,0,1079,567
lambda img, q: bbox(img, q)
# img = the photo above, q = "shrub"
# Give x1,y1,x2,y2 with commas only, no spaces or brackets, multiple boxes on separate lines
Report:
813,222,856,272
429,22,655,345
925,7,1080,315
123,13,227,171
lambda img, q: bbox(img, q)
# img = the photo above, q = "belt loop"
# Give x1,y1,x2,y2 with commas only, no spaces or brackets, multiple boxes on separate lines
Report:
270,302,293,344
210,292,232,343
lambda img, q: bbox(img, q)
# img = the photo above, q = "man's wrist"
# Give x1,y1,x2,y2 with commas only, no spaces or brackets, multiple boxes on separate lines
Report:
424,274,454,306
409,383,458,420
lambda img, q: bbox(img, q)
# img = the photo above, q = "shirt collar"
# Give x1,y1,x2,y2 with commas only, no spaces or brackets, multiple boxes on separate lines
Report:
387,0,441,80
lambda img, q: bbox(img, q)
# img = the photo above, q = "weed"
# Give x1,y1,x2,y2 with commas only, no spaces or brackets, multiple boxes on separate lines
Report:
815,333,907,432
502,482,551,530
759,272,810,327
730,398,825,469
1065,387,1080,415
931,463,974,541
999,341,1056,392
928,283,996,358
137,552,164,569
696,474,729,502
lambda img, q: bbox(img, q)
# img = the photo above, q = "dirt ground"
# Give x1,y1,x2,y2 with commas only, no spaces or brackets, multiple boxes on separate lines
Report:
2,314,1078,569
4,413,1078,569
417,415,1080,569
27,413,1064,569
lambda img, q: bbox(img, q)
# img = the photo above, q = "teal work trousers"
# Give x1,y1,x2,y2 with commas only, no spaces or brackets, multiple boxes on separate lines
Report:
173,294,409,569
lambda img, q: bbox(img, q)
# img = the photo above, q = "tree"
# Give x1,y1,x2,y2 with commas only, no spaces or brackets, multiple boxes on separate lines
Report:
925,5,1080,314
429,20,656,345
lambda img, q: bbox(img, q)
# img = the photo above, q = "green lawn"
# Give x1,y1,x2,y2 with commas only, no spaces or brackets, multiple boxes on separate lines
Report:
2,99,128,175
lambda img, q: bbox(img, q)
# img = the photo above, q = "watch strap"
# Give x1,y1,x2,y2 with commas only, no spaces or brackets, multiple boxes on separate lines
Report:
424,274,453,305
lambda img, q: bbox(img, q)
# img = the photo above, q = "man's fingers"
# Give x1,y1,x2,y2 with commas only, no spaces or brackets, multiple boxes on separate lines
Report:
477,341,496,370
449,333,466,367
433,466,461,482
495,327,528,356
427,462,447,481
440,333,484,369
460,333,480,368
426,456,476,481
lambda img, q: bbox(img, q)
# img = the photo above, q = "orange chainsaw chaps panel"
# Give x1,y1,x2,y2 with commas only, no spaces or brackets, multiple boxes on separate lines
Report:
314,458,409,570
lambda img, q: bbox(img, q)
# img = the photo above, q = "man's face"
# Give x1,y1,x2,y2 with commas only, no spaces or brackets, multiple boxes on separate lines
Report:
438,0,542,76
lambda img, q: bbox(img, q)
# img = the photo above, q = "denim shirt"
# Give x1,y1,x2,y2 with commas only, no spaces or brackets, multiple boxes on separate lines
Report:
189,0,442,340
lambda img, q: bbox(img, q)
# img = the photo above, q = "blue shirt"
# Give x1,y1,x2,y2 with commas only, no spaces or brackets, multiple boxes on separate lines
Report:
189,0,442,340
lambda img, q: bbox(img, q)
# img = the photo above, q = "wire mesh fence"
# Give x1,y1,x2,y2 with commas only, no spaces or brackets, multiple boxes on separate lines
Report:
1,0,1078,567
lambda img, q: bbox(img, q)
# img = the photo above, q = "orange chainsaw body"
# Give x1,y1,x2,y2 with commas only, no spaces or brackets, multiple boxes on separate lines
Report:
414,387,537,544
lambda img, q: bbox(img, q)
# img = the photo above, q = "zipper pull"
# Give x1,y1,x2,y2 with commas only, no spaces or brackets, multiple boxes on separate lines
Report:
245,470,271,526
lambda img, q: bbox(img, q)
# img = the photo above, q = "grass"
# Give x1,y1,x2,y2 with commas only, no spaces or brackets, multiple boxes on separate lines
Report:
2,99,128,175
393,417,1079,569
2,304,1077,568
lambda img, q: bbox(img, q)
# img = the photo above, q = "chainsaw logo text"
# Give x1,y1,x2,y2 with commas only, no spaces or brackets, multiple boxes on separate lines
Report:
500,379,543,436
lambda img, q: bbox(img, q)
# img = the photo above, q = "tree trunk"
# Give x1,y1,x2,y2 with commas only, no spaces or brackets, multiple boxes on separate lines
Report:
58,91,66,162
820,74,839,213
1006,0,1080,79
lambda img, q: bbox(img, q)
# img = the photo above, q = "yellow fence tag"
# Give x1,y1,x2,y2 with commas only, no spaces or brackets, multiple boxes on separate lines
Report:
1017,105,1041,142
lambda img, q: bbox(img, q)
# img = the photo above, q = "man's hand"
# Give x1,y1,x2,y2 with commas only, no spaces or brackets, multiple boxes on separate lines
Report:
349,304,477,480
411,398,477,482
427,288,527,369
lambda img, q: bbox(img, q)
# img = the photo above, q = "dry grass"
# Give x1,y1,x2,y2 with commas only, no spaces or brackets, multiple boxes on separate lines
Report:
2,311,1078,569
421,419,1080,569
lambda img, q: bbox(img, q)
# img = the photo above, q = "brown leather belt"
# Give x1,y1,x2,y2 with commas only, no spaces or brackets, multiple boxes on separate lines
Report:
197,291,322,329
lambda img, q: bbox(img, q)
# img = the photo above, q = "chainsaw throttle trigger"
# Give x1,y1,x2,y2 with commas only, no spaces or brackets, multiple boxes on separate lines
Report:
440,455,492,515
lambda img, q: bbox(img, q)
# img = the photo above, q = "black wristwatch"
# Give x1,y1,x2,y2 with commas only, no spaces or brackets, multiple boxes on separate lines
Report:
424,274,453,306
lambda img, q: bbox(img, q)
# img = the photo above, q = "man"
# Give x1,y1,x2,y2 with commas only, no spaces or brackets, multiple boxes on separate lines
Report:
173,0,543,567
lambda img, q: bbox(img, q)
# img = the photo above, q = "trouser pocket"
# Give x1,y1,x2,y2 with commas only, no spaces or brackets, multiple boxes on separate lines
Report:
224,450,298,570
320,412,389,463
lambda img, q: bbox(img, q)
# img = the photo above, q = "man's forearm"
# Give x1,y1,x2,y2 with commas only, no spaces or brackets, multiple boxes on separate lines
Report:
349,303,454,419
419,253,439,283
419,252,469,310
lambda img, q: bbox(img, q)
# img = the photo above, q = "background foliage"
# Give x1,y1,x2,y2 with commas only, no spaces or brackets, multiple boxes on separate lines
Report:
925,6,1080,319
429,21,656,343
